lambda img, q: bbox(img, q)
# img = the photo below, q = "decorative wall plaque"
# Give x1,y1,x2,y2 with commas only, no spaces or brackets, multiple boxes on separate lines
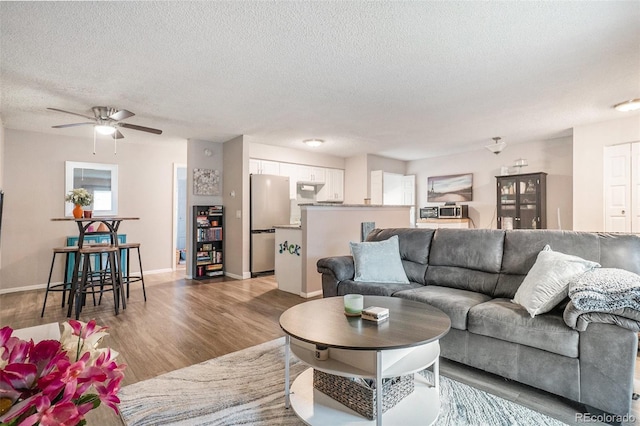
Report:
193,168,220,196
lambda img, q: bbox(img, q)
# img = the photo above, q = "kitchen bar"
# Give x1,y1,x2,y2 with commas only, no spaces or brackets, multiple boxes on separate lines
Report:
274,203,411,298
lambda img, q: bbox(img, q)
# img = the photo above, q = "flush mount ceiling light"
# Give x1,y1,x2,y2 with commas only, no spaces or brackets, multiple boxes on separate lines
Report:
95,124,117,135
613,98,640,112
303,139,324,147
485,137,506,155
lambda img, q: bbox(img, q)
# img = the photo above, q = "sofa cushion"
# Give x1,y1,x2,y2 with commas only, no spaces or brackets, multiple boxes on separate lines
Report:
394,286,492,330
468,298,579,358
425,229,504,295
336,280,423,297
350,235,409,284
597,233,640,274
495,230,601,299
366,228,435,284
512,245,600,317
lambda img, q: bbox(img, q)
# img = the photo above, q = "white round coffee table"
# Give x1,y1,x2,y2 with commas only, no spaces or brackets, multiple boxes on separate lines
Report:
279,295,451,426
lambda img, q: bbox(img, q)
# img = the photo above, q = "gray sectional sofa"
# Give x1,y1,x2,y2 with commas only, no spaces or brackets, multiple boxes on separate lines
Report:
317,228,640,416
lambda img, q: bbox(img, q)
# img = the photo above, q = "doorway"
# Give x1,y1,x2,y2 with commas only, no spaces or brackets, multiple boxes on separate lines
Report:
173,164,187,271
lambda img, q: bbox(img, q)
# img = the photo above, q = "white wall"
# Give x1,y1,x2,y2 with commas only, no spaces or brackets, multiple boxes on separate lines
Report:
407,136,573,230
0,120,5,268
573,115,640,231
345,155,368,203
186,139,224,278
0,129,187,292
222,135,250,279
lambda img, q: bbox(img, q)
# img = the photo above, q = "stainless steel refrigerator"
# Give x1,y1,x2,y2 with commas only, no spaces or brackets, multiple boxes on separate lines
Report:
250,174,290,276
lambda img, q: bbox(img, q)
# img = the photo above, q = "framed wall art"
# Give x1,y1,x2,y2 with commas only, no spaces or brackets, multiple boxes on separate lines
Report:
427,173,473,202
193,168,221,196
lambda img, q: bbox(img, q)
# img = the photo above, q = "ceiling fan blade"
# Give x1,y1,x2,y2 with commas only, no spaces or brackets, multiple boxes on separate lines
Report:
114,130,125,139
109,109,135,121
47,107,95,120
52,122,94,128
119,123,163,135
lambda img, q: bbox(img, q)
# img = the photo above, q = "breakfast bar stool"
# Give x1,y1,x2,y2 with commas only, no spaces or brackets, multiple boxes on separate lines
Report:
41,246,78,317
118,242,147,301
73,245,125,319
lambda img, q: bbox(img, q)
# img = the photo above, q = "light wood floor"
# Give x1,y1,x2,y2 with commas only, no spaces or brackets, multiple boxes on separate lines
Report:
1,271,637,425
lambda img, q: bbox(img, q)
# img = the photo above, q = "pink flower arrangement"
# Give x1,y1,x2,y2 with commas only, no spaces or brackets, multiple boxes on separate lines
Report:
0,320,126,426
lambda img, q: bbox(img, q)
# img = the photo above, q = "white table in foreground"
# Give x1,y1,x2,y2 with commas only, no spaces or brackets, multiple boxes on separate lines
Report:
280,296,451,426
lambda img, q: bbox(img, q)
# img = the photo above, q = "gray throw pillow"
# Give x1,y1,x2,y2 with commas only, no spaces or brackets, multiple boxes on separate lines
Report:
350,235,409,284
512,245,600,317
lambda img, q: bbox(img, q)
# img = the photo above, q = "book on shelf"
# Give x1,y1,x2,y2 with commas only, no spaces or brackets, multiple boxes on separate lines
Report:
197,227,222,242
196,216,210,227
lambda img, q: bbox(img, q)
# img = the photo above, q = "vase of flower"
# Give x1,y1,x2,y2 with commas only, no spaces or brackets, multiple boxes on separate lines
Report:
65,188,93,219
73,204,84,219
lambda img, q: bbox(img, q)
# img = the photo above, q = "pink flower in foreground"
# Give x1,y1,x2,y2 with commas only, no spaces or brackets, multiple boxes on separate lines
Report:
0,320,126,425
18,395,91,426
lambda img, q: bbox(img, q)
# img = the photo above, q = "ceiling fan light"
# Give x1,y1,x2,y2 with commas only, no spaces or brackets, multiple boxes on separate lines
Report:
303,139,324,147
613,98,640,112
95,124,116,135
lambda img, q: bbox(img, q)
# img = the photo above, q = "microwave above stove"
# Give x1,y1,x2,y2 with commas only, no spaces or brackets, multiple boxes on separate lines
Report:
438,204,468,219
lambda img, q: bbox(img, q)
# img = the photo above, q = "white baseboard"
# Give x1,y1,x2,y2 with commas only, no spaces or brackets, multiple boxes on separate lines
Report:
0,283,48,295
0,268,172,295
301,290,322,298
225,271,251,280
145,268,173,275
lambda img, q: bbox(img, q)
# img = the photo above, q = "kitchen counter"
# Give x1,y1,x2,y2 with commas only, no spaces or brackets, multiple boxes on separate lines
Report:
274,226,303,295
298,203,412,297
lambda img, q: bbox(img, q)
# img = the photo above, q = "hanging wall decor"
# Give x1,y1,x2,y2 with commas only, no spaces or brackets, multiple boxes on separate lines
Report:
427,173,473,202
193,168,221,196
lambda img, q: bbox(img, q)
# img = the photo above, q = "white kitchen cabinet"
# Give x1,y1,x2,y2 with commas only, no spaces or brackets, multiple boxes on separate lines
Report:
250,159,280,175
297,165,325,183
317,168,344,202
278,162,299,199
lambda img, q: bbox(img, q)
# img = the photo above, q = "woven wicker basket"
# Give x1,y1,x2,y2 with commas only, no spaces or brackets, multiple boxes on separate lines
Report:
313,369,414,420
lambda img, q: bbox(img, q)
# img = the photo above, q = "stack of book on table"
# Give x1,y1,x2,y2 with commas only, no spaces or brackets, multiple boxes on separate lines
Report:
361,306,389,323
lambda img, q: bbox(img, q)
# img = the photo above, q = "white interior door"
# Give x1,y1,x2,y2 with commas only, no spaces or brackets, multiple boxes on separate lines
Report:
632,142,640,232
604,144,631,232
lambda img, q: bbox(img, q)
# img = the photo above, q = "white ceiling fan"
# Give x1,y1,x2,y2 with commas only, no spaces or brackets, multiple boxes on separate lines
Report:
48,106,163,139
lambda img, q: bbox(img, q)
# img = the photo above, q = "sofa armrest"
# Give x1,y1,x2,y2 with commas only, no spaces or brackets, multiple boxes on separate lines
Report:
317,256,355,297
579,323,637,415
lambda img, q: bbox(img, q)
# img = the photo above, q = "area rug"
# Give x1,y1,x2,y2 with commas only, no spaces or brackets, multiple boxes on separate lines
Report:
118,338,567,426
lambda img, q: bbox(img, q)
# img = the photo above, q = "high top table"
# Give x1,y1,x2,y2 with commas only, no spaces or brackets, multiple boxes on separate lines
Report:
51,216,139,317
279,296,451,425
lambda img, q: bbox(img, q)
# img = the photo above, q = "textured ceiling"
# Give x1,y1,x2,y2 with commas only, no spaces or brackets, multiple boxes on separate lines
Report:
1,1,639,160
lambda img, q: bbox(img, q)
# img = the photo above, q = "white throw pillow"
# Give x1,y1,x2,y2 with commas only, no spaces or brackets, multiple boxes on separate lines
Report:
350,235,409,284
512,245,600,317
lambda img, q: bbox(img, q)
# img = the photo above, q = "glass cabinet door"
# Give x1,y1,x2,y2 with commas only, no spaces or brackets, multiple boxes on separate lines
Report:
496,173,546,230
498,177,517,229
518,177,539,229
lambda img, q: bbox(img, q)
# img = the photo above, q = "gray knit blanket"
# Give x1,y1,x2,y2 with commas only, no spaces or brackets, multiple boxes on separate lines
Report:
564,268,640,331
